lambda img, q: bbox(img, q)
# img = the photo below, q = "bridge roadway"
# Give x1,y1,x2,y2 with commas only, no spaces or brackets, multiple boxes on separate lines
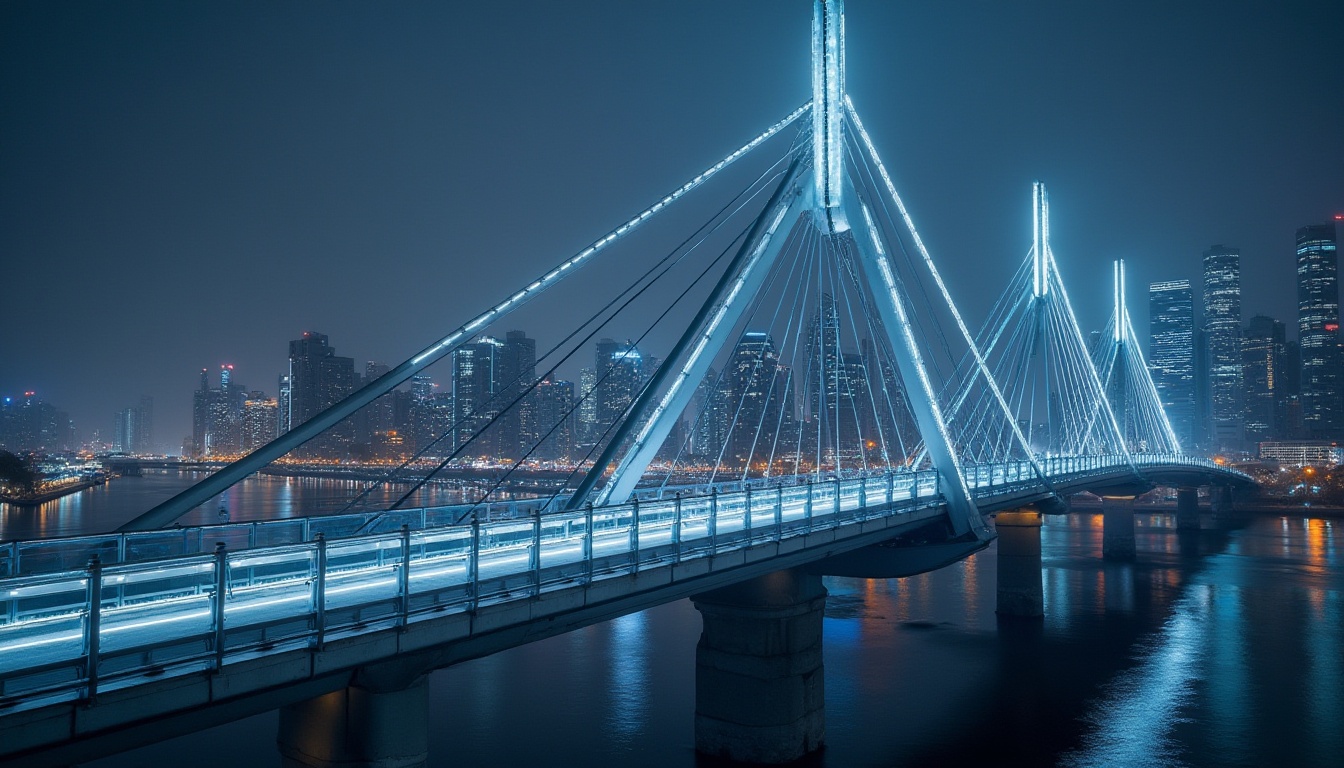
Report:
0,454,1249,765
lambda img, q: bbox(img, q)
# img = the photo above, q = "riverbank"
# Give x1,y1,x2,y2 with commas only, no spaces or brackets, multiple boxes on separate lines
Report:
0,476,104,506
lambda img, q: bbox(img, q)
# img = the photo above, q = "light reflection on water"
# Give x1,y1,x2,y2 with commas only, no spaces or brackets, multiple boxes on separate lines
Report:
59,494,1344,768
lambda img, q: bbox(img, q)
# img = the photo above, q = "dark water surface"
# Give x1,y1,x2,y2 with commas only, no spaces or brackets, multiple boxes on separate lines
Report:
9,477,1339,767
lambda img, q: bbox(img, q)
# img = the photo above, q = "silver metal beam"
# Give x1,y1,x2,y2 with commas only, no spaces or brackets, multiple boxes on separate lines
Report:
117,107,811,532
844,195,988,539
569,157,808,509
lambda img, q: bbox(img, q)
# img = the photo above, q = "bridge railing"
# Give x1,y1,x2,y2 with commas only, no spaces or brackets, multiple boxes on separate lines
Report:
0,469,941,709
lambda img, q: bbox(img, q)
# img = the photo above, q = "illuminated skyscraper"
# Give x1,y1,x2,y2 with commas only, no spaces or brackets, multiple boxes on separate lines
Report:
242,393,278,452
114,396,153,454
286,333,355,458
1297,222,1340,437
529,378,575,460
1241,315,1285,443
594,338,645,437
452,337,503,457
1202,245,1243,452
1148,280,1196,450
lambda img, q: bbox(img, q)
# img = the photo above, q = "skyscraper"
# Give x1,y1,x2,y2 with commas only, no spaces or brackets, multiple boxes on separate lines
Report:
577,367,598,450
1148,281,1196,450
1241,315,1285,443
242,393,278,452
721,332,795,469
1297,222,1340,438
529,378,575,460
452,337,503,457
114,396,154,454
593,338,645,439
1202,245,1243,452
286,333,355,458
498,331,537,458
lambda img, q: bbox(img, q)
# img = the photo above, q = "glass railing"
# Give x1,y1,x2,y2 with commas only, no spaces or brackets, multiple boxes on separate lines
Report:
0,469,942,708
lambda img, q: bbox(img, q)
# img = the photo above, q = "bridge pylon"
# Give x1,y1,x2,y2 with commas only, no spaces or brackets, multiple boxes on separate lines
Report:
1091,259,1183,454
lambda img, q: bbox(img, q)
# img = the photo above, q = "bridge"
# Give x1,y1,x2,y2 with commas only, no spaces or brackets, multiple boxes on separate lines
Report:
0,2,1253,766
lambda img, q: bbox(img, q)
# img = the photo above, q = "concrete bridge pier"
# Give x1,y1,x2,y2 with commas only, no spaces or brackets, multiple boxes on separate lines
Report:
1176,487,1200,530
277,668,429,768
692,568,827,763
1101,495,1137,561
995,509,1044,618
1211,485,1236,519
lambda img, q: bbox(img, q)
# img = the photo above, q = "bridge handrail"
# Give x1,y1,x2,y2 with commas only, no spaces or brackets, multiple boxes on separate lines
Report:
0,456,1249,579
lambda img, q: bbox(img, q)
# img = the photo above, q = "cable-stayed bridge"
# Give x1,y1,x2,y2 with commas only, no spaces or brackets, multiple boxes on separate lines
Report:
0,2,1253,765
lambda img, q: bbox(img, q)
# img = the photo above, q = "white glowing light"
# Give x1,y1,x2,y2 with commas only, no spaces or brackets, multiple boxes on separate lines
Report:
410,103,811,366
846,97,1044,478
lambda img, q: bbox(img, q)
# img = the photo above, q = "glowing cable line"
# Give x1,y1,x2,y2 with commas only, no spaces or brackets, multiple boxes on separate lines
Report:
847,98,1045,481
411,102,811,366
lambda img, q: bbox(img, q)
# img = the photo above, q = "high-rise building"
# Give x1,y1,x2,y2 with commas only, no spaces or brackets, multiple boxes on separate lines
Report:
1297,222,1340,438
0,392,73,452
593,339,645,440
577,367,598,450
114,396,154,454
286,333,355,458
529,378,575,461
1202,245,1243,452
191,367,245,458
498,331,537,459
242,393,278,452
356,362,394,458
720,333,795,469
1242,315,1285,443
277,374,292,436
452,337,503,457
1148,281,1196,450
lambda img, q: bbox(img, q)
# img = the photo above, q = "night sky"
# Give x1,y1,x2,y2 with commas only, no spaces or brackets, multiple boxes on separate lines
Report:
2,1,1341,453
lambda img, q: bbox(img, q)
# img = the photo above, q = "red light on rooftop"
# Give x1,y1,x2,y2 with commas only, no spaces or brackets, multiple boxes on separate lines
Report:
1335,214,1343,220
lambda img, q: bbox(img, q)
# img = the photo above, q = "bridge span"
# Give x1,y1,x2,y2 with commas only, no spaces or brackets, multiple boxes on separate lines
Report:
0,455,1251,766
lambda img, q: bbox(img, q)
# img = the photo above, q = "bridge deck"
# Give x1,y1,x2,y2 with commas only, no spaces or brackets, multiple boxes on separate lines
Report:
0,454,1246,762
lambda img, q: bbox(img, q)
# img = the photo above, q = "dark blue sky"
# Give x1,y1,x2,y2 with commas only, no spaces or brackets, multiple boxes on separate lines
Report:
2,1,1341,451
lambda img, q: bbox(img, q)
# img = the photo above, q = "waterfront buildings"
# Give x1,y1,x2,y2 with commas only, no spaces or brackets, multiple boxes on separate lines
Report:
191,366,246,458
1148,280,1196,450
0,392,74,453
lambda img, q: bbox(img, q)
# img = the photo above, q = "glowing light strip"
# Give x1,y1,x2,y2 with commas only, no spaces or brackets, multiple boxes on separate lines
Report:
1114,260,1125,343
1122,311,1183,453
846,97,1044,476
1033,182,1044,297
1045,247,1134,465
410,102,812,366
812,0,845,216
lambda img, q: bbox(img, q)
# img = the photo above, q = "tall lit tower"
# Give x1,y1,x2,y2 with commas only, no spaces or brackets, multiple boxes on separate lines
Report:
1202,245,1243,452
1297,222,1340,438
1148,280,1195,449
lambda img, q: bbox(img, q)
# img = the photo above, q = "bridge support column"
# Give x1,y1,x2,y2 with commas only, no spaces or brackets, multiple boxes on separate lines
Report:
692,568,826,763
1211,485,1235,518
1102,495,1136,561
277,674,429,768
1176,487,1200,530
995,510,1043,618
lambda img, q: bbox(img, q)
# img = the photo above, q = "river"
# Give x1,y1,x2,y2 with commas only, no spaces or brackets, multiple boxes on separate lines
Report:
2,472,1340,767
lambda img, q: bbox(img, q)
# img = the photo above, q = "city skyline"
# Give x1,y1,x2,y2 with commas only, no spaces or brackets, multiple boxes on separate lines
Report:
2,1,1341,451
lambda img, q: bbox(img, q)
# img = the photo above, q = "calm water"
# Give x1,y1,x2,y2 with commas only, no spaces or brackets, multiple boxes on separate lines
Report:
6,476,1339,767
